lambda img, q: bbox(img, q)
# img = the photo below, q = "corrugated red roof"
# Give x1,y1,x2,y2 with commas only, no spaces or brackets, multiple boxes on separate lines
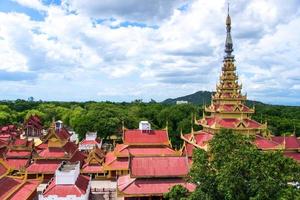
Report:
0,160,8,177
123,129,169,145
6,150,31,157
0,177,23,199
255,135,300,150
130,156,189,178
104,152,129,170
27,160,61,174
271,136,300,149
6,158,29,170
37,141,77,158
9,179,40,200
284,152,300,162
115,144,177,157
43,175,90,197
82,164,103,173
254,135,281,150
201,117,262,129
56,128,71,140
118,175,195,196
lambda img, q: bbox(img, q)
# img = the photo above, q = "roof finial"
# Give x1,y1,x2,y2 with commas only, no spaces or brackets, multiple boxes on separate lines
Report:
224,1,234,60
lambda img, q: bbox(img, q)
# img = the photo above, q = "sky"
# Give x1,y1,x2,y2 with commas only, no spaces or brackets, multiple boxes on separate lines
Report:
0,0,300,105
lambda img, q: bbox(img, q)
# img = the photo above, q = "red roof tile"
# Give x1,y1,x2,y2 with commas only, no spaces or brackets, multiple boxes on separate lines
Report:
130,157,189,178
123,129,169,145
118,175,195,196
43,175,90,197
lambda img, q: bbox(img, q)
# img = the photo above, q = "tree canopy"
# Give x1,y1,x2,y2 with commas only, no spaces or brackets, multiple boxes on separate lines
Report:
187,129,300,200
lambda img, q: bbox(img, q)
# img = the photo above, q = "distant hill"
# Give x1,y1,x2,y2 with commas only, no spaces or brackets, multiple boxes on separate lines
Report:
162,91,264,106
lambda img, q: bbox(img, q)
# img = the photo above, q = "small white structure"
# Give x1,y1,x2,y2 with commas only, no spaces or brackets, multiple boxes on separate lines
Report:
39,161,91,200
139,121,151,133
79,132,102,151
55,120,63,130
176,100,188,104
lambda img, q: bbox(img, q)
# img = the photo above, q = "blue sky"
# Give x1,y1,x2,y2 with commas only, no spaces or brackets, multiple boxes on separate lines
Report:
0,0,300,105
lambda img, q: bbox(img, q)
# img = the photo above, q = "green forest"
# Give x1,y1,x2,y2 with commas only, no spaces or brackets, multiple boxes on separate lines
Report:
0,99,300,148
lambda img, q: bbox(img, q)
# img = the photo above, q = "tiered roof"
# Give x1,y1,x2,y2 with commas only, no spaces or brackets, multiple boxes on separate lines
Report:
181,131,213,158
103,123,177,174
4,138,33,170
196,10,267,136
82,147,105,174
24,115,42,129
27,123,85,175
0,160,41,200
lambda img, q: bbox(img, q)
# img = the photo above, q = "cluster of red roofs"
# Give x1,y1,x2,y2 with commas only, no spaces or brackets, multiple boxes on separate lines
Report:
0,115,299,200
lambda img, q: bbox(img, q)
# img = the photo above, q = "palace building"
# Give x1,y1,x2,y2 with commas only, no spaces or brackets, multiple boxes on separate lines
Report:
181,9,300,164
102,121,180,179
39,161,91,200
117,156,195,200
26,122,85,181
24,115,43,138
197,11,267,136
0,159,41,200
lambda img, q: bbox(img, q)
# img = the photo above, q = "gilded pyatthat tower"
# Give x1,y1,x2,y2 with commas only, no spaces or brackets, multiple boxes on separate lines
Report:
197,10,267,136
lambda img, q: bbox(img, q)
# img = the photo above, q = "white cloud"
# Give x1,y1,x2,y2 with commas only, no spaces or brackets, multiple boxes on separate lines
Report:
0,0,300,104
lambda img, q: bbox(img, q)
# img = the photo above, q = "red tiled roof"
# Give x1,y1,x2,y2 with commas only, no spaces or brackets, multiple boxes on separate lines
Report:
6,158,29,170
118,175,195,196
284,152,300,162
9,179,41,200
115,144,177,157
123,129,169,145
43,175,90,197
27,160,61,174
130,157,189,178
104,152,129,170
